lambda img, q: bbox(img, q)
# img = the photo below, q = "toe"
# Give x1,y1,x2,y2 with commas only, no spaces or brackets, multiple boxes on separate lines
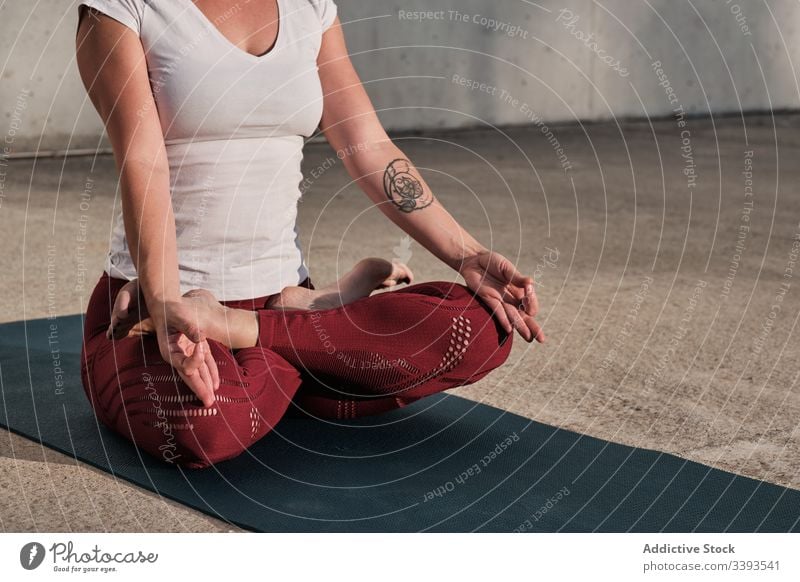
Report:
392,262,413,284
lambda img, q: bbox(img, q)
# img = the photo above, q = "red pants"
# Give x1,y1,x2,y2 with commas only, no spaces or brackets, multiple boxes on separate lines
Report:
80,272,513,468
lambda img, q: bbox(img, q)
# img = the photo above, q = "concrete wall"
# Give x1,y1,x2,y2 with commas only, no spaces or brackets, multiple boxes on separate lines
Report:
1,0,798,154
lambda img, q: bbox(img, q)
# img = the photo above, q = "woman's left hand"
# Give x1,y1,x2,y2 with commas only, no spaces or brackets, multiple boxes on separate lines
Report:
459,251,545,343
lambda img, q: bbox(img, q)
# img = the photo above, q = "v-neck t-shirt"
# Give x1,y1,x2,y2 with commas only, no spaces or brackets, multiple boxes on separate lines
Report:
79,0,338,300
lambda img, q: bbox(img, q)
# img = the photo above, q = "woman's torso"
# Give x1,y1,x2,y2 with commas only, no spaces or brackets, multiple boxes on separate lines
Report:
97,0,336,300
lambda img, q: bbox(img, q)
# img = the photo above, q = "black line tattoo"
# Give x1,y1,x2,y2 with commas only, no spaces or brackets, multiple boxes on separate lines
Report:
383,158,433,213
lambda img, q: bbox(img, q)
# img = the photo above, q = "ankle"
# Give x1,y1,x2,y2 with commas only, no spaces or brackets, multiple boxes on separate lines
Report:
224,307,259,349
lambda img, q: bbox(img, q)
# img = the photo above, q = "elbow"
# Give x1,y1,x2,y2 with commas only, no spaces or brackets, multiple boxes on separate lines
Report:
116,150,170,180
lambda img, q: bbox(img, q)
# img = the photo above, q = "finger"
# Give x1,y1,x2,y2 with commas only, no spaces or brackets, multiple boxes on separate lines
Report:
166,333,190,361
184,339,205,374
108,288,132,339
500,286,532,323
112,321,137,340
133,317,155,335
177,344,215,407
505,277,538,318
403,265,414,285
494,255,531,288
178,365,215,408
524,284,540,317
194,341,215,393
126,326,147,338
165,334,196,373
119,318,154,339
508,265,534,291
504,302,532,342
520,312,546,343
179,316,204,344
197,360,214,399
112,287,132,320
112,280,150,340
502,285,525,305
484,296,513,335
204,342,220,391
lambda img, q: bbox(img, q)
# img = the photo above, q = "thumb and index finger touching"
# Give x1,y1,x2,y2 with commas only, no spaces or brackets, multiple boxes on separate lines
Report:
496,256,540,319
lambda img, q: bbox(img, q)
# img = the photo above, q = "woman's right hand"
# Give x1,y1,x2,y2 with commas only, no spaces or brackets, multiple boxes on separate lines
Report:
108,282,220,406
149,300,220,408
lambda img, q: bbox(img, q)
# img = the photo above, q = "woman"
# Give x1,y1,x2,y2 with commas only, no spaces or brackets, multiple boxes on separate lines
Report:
76,0,544,469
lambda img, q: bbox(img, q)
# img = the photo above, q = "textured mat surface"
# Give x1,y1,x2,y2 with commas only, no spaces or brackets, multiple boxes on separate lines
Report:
1,314,798,532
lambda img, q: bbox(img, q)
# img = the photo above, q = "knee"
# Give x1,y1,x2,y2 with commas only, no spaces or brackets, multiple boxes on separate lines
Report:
130,392,292,468
100,341,302,469
398,281,475,302
155,400,269,469
400,281,499,326
432,307,513,386
144,404,242,469
401,282,512,371
163,343,302,468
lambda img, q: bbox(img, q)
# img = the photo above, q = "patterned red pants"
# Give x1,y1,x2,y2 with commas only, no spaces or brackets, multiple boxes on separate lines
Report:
80,272,513,468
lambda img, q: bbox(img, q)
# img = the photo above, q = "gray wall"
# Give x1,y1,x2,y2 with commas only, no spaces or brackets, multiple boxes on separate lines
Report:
1,0,798,154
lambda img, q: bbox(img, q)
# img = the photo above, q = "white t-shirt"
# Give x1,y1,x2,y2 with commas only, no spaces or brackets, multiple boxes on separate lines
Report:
79,0,338,300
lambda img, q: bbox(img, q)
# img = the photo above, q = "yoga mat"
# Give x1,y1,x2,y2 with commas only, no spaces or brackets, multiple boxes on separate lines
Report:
1,314,798,532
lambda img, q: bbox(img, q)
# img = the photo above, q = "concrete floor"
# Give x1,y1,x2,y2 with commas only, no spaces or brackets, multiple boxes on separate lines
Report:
1,115,799,531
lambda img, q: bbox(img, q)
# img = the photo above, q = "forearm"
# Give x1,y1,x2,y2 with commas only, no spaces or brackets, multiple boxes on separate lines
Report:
341,142,487,272
118,157,181,308
316,24,486,271
314,25,543,342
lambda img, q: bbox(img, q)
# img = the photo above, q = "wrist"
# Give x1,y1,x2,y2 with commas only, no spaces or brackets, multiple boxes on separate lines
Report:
140,280,182,312
145,295,180,324
452,243,488,274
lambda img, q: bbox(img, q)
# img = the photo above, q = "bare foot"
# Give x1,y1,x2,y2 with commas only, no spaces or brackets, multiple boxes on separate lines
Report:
107,281,257,349
107,257,413,347
266,258,413,311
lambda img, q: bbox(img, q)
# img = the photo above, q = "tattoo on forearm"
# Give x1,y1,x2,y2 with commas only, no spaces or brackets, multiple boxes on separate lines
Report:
383,158,433,213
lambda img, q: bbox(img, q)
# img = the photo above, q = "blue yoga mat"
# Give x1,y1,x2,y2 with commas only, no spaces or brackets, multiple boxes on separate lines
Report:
1,314,798,532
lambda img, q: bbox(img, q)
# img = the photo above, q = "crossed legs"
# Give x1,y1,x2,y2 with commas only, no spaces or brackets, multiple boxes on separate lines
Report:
80,259,513,468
